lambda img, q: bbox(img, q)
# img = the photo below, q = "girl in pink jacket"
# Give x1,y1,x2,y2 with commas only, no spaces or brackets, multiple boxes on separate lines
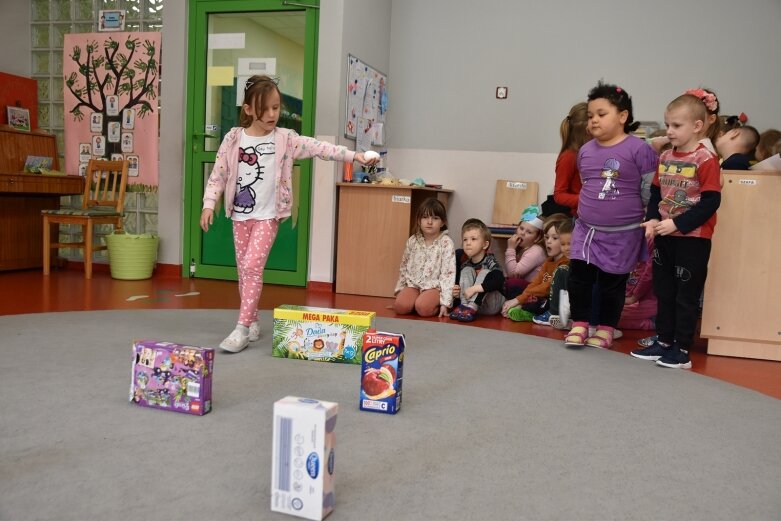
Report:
200,75,377,352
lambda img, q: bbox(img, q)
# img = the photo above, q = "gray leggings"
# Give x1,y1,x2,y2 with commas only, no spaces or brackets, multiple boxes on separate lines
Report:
459,266,505,315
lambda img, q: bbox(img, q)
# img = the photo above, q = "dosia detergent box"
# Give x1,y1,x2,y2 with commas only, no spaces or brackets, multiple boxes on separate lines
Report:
271,396,338,521
360,330,405,414
129,340,214,415
272,305,376,364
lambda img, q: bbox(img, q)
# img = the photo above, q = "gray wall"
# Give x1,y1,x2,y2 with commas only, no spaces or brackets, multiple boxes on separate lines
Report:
389,0,781,153
315,0,392,147
157,0,187,267
0,1,31,77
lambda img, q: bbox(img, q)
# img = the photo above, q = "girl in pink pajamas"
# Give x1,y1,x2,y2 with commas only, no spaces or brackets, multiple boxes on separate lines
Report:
200,75,377,352
618,236,657,331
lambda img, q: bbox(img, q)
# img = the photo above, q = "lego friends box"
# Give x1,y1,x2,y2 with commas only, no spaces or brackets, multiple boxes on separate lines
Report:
129,340,214,415
272,305,376,364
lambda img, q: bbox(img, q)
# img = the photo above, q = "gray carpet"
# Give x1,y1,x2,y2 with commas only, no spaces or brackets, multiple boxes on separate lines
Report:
1,310,780,521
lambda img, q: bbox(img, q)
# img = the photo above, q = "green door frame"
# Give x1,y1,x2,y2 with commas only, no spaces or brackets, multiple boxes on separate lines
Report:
182,0,320,285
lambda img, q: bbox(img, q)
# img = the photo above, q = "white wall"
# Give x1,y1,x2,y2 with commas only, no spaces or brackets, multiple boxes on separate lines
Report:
388,0,781,152
0,1,30,77
310,0,392,283
157,0,187,268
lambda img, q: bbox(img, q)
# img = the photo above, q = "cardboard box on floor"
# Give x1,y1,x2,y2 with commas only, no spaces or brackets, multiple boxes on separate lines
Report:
271,396,338,521
272,305,376,364
129,340,214,415
360,330,405,414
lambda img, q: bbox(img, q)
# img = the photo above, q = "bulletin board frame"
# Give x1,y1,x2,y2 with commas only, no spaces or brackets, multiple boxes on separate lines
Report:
344,54,387,146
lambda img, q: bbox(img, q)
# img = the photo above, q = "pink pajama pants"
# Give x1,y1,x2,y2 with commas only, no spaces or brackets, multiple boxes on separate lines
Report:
233,218,279,326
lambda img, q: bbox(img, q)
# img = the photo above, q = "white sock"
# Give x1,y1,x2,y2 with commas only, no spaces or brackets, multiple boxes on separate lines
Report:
236,324,249,335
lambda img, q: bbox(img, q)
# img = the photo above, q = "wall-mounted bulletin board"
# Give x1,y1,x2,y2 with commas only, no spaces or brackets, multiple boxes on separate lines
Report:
344,54,387,150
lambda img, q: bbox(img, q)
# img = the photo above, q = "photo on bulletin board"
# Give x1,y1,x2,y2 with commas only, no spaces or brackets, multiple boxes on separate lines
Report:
79,143,91,162
90,112,102,132
344,54,387,145
126,154,139,177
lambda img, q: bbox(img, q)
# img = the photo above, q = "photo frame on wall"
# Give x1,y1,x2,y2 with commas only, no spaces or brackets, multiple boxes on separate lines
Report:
7,106,31,132
99,10,125,32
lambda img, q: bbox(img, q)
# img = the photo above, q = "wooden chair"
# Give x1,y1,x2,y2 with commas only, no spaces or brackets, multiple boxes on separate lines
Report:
42,159,129,278
491,179,539,226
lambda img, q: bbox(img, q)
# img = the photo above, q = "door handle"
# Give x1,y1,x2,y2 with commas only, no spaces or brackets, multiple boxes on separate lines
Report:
193,132,218,139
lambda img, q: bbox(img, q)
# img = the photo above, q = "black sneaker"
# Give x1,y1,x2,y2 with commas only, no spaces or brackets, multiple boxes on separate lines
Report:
630,341,670,361
636,335,658,348
449,305,465,320
656,348,692,369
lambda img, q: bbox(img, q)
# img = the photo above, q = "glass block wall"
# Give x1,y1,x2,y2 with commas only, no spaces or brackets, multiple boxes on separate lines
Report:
31,0,163,259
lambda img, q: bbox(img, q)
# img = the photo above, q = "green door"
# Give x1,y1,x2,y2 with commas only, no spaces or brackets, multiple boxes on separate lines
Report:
183,0,320,285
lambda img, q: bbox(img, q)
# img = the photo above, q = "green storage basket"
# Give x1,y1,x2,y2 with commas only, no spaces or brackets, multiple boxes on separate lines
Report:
106,233,159,280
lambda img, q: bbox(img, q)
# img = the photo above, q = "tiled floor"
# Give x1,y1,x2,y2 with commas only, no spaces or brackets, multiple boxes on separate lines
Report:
2,267,779,400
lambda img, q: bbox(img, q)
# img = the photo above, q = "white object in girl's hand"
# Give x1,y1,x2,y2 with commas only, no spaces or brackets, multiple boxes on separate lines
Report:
364,150,380,161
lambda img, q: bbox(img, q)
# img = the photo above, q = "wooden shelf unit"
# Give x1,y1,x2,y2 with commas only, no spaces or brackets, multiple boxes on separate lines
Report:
701,170,781,361
335,183,452,298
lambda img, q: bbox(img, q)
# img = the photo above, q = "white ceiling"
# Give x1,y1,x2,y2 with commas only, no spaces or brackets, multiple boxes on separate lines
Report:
247,12,306,46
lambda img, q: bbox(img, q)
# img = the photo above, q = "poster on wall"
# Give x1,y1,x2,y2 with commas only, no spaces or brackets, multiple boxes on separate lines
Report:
344,54,387,147
63,32,160,186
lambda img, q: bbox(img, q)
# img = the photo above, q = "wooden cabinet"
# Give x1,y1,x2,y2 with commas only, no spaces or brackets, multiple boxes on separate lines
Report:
701,170,781,361
0,127,84,271
335,183,452,297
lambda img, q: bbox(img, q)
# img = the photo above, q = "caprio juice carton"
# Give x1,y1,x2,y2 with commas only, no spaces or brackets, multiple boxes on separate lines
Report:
360,330,405,414
271,396,338,521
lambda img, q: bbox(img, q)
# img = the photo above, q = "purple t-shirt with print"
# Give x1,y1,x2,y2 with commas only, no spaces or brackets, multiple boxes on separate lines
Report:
576,135,658,226
571,135,658,274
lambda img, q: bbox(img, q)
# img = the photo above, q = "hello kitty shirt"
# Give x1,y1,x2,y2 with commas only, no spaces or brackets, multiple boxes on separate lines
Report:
232,129,277,221
203,127,356,220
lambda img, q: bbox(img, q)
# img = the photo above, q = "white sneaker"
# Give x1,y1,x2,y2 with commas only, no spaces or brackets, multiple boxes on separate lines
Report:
248,321,260,342
558,290,570,326
549,315,572,330
219,328,249,353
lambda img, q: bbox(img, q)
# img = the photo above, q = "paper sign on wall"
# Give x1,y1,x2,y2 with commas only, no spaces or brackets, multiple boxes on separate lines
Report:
208,66,235,86
238,57,276,76
208,33,245,50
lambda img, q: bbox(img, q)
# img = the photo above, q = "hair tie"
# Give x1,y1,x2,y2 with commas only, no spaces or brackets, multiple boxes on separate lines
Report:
616,87,622,93
244,76,280,91
684,88,718,112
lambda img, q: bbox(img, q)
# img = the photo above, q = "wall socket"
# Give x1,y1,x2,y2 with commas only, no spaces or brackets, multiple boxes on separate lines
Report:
496,86,508,99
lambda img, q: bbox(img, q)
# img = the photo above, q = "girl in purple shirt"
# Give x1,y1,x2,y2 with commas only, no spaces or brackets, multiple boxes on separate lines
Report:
564,82,658,349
